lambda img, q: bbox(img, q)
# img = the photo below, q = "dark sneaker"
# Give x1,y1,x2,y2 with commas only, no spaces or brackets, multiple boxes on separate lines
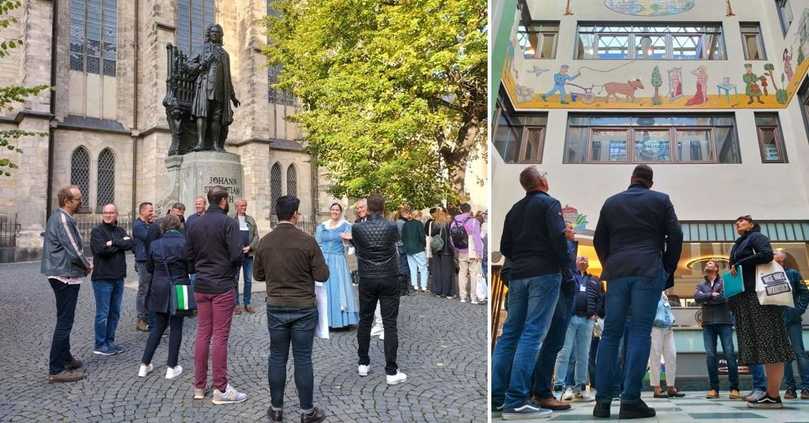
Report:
268,407,283,422
502,403,552,420
109,343,125,354
64,357,83,370
619,399,656,419
301,407,326,423
747,395,783,409
593,400,611,418
48,369,85,383
93,345,116,356
667,387,685,398
785,388,797,400
801,389,809,400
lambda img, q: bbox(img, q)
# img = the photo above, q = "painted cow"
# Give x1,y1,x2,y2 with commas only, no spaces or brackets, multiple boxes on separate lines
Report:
603,79,644,102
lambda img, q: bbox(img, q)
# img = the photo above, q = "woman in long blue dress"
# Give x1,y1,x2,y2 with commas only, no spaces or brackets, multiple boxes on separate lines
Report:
315,203,359,329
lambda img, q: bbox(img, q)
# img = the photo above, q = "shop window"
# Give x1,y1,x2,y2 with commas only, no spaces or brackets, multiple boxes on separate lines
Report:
755,113,788,163
740,23,766,60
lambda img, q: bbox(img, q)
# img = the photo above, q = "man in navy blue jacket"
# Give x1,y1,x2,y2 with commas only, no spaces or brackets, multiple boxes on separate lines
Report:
492,167,571,420
592,165,682,419
133,201,159,332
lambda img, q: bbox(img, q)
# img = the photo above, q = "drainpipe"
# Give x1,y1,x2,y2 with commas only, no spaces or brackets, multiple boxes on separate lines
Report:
46,0,59,219
131,0,139,222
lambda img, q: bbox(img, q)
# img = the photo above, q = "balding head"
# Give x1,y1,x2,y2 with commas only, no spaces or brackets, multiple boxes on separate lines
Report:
101,203,118,224
519,166,549,193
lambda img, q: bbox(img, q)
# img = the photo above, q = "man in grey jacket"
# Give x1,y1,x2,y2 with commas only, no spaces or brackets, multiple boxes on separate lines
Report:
41,185,93,383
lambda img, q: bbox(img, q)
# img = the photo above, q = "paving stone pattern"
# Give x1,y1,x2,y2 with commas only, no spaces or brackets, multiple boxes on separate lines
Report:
0,261,486,422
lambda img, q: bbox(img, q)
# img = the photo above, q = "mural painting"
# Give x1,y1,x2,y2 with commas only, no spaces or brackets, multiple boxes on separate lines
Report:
603,0,695,17
562,205,588,231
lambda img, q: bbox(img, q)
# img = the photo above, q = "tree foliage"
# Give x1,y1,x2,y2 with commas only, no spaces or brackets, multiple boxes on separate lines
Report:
0,0,49,177
264,0,487,209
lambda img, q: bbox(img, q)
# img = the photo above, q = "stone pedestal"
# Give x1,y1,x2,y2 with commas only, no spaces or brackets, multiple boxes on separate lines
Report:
160,151,244,214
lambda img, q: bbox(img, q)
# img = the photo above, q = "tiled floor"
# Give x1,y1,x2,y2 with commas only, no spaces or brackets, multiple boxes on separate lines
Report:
496,392,809,422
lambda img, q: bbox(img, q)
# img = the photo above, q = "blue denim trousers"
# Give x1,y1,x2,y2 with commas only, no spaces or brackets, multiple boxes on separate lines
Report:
595,274,664,402
532,286,573,398
235,256,253,305
783,322,809,390
702,324,739,391
267,306,318,412
555,315,595,389
92,279,124,349
751,364,767,390
491,273,561,409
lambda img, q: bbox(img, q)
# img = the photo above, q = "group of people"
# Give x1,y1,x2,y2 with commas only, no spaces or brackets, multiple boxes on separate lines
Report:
493,164,807,420
43,182,475,422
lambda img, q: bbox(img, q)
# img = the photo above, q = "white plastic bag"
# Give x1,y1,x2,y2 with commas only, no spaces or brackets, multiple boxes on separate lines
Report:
314,283,330,339
756,261,794,307
476,274,488,301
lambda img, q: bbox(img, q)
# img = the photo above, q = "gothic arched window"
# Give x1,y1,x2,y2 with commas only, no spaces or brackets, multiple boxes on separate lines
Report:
70,0,118,76
286,164,297,197
70,146,90,212
96,148,115,211
270,162,282,215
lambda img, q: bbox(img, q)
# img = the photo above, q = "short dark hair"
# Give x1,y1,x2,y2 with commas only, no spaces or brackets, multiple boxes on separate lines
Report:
631,164,654,187
160,214,182,233
276,195,300,221
57,185,80,207
207,186,229,207
519,166,543,191
138,202,153,213
460,203,471,213
171,202,186,211
367,194,385,213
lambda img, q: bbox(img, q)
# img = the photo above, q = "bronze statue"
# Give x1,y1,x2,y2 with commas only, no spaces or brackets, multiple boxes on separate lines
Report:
163,24,239,155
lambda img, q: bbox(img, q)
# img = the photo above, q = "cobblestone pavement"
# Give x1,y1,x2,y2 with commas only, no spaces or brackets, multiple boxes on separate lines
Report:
0,260,486,422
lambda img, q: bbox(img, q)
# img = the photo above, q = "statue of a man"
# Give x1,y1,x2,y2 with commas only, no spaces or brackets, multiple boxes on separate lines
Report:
188,24,240,152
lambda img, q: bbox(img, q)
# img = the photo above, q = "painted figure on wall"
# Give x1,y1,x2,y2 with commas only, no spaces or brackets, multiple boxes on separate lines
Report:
542,64,581,104
603,79,644,103
685,66,708,106
668,67,683,100
743,63,764,104
783,48,795,82
759,75,769,96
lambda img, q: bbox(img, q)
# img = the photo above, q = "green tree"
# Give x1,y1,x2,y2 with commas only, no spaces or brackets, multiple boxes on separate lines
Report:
0,0,49,177
651,66,662,105
265,0,486,209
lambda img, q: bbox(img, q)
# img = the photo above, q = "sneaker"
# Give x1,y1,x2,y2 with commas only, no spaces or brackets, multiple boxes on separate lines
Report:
785,388,797,400
165,365,183,380
446,296,453,299
379,331,384,340
109,343,125,354
593,400,611,418
748,395,783,409
268,407,283,422
193,387,208,400
745,389,766,402
358,364,370,377
801,388,809,400
573,390,594,402
212,384,248,404
386,370,407,385
460,299,467,303
667,387,685,398
64,357,83,370
618,399,655,419
136,319,149,332
138,363,154,377
705,389,719,399
502,403,552,420
729,389,743,400
48,369,85,384
561,387,574,401
370,325,384,337
471,300,479,305
93,345,117,356
301,407,327,423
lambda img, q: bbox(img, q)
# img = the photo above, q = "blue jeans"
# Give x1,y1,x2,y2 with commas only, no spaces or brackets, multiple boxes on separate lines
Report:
92,279,124,349
556,315,595,389
492,273,561,409
702,324,739,391
751,364,767,390
783,322,809,390
267,306,317,412
595,275,664,402
407,252,428,290
235,256,253,305
532,286,573,398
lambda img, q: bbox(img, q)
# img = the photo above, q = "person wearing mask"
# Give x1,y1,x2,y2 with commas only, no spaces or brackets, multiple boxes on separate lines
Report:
133,202,159,332
694,260,741,400
492,167,570,419
729,215,792,409
254,196,330,423
186,186,247,404
451,203,484,304
427,208,455,299
401,206,429,292
139,214,191,380
233,199,260,315
41,185,92,383
185,197,206,229
90,203,134,356
556,256,601,402
353,194,407,385
592,165,683,419
648,291,684,398
775,251,809,400
315,203,359,329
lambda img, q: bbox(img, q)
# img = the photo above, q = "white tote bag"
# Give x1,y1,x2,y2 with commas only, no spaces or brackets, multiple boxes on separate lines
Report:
425,221,433,259
314,283,330,339
476,274,488,301
755,261,794,307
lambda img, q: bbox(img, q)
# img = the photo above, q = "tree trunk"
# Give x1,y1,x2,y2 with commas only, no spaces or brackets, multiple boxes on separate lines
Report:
443,115,481,199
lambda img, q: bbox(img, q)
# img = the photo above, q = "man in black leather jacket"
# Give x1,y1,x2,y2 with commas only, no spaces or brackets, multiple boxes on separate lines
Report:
352,194,407,385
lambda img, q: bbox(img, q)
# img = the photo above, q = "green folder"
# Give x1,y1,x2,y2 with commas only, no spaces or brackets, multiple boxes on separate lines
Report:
722,265,744,298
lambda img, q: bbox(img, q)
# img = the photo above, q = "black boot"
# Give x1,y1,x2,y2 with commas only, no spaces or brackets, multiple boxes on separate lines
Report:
619,399,656,419
593,400,611,418
268,407,282,422
301,407,326,423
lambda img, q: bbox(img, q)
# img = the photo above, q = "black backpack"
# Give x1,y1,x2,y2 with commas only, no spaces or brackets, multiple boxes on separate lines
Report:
449,217,470,250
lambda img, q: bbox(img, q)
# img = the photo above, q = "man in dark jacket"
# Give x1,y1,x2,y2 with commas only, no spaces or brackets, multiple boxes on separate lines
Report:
185,186,246,405
776,251,809,399
401,206,428,292
133,201,159,331
694,260,740,399
253,195,329,423
353,194,407,385
592,165,683,419
492,167,570,420
90,204,134,356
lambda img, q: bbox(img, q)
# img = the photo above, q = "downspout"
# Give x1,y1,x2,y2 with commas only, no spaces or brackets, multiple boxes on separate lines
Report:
131,0,139,222
46,0,59,219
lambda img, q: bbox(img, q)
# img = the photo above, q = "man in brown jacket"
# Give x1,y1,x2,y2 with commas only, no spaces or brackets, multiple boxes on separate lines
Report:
253,195,329,423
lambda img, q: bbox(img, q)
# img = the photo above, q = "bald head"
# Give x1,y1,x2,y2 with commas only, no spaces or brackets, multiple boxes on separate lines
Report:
101,203,118,224
519,166,549,193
